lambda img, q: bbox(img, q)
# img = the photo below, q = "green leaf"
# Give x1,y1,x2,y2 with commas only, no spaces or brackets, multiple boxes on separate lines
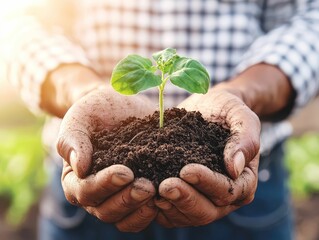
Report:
153,48,177,62
169,57,210,94
111,54,162,95
152,48,178,74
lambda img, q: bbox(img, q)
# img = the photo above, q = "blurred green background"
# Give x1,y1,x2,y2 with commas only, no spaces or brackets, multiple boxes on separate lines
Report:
285,134,319,197
0,81,47,226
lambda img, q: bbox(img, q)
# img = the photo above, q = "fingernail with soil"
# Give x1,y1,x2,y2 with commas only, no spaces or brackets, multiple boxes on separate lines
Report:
111,173,131,186
131,187,150,201
234,151,245,178
165,188,180,200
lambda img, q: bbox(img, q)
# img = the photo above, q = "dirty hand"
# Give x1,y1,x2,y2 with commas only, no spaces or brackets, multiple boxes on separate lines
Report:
155,86,261,228
57,86,158,232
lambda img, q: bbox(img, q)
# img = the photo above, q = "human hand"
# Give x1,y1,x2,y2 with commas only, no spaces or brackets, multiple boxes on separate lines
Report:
57,86,158,231
154,87,260,227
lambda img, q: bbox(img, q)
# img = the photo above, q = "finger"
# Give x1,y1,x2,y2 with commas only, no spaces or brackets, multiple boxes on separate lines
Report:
62,162,134,207
180,164,234,205
56,90,110,178
158,178,221,226
57,129,93,178
154,198,173,210
180,162,258,206
87,178,156,223
57,88,155,178
180,92,260,179
199,91,260,179
154,198,192,227
115,201,158,232
221,100,260,179
156,211,174,228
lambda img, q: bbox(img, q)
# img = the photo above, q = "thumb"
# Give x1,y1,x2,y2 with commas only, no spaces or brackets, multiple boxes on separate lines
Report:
57,129,93,178
55,90,100,179
223,108,260,180
225,150,246,180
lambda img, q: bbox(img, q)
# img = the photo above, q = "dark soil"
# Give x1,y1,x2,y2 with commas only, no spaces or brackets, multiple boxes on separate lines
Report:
91,108,231,187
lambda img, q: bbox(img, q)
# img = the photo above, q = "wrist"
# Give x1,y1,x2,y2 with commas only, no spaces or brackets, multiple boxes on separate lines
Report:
41,64,105,117
214,64,295,120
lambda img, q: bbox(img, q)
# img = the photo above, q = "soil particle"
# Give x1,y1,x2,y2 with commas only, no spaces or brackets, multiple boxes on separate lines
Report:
227,178,234,194
91,108,231,187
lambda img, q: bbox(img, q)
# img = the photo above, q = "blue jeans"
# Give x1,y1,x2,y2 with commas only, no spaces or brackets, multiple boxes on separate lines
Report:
38,143,294,240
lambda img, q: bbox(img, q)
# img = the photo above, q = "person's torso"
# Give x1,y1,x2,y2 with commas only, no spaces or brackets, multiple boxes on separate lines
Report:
42,0,296,155
69,0,295,107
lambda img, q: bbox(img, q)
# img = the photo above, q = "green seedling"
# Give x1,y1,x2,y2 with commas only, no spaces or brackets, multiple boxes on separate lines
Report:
111,48,210,128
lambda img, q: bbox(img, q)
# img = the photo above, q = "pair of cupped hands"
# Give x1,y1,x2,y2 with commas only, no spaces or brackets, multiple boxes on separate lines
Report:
57,84,260,232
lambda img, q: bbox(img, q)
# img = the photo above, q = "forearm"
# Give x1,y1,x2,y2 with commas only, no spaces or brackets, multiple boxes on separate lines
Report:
216,63,295,121
233,4,319,118
40,64,105,118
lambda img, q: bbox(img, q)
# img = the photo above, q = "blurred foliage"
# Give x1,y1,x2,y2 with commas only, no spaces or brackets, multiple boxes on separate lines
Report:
0,83,47,226
285,134,319,198
0,123,47,225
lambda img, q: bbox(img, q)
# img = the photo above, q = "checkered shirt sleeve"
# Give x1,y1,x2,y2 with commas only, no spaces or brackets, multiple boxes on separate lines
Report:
235,1,319,109
0,16,92,113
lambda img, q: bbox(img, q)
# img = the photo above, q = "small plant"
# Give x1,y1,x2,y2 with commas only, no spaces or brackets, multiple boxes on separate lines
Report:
111,48,210,128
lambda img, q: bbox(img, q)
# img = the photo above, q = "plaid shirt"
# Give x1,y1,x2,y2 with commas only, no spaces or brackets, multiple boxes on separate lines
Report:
1,0,319,154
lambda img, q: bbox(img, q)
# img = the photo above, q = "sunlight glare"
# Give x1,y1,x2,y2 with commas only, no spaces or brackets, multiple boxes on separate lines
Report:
0,0,44,18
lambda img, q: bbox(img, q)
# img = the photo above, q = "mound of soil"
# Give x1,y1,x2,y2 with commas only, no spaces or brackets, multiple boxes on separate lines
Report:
91,108,230,187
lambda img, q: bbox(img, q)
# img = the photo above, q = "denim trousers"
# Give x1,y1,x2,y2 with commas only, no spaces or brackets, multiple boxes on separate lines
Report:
38,143,294,240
